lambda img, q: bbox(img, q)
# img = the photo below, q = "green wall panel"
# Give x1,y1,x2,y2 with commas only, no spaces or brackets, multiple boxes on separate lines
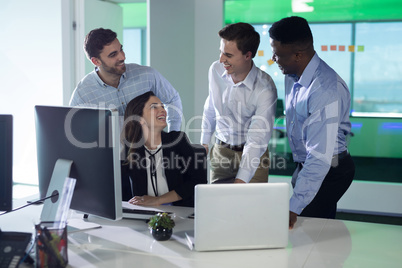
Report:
120,2,147,28
272,116,402,158
224,0,402,24
349,117,402,158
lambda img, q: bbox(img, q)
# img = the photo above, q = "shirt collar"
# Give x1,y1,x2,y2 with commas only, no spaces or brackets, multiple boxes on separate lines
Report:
221,61,257,91
144,143,162,154
94,66,127,88
298,52,319,88
94,67,107,87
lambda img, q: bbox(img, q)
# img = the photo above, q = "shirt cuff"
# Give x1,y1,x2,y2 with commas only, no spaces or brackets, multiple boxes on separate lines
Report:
236,168,252,183
200,132,212,145
168,122,181,132
289,195,306,215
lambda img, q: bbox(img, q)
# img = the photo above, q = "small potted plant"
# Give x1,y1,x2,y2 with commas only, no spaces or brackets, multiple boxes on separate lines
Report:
148,212,175,241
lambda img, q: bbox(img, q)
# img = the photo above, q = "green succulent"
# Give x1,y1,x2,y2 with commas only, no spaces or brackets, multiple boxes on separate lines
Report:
148,212,175,230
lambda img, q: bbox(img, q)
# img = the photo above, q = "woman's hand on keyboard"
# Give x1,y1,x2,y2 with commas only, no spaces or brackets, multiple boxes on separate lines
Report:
129,195,161,206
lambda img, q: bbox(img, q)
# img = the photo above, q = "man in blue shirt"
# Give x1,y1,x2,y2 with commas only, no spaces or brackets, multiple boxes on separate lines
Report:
269,16,355,229
70,28,183,132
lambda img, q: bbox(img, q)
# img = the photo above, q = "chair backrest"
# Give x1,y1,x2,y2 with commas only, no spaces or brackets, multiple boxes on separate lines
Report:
276,99,284,118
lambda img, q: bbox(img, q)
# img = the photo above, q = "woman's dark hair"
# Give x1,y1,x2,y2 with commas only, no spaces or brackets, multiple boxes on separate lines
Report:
219,22,260,58
84,28,117,60
122,91,155,163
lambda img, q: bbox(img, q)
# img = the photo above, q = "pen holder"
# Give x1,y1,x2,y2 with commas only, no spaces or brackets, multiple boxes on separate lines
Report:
35,221,68,268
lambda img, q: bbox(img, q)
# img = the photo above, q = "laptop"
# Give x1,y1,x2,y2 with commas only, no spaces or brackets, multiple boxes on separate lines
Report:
193,183,290,251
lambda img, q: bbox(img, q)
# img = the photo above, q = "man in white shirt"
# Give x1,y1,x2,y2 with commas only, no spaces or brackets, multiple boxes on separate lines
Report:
201,23,278,183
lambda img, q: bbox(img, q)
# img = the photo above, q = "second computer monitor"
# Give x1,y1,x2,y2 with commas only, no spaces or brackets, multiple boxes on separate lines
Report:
35,105,122,220
0,114,13,212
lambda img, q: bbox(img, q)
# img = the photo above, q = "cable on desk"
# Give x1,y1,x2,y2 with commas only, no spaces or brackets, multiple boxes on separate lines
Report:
0,193,59,216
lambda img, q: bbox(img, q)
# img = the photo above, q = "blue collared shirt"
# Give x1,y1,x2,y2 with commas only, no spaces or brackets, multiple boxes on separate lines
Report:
69,63,183,132
286,53,352,214
201,60,277,182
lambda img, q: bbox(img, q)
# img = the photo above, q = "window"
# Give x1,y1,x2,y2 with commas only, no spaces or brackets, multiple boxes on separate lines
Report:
123,28,146,66
354,22,402,114
0,0,62,197
253,25,285,101
120,2,147,66
253,21,402,115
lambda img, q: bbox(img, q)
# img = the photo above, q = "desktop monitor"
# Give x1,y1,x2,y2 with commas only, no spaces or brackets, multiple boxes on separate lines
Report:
35,105,122,220
0,115,13,212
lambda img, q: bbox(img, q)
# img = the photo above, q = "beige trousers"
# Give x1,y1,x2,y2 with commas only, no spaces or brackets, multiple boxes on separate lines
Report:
209,144,270,183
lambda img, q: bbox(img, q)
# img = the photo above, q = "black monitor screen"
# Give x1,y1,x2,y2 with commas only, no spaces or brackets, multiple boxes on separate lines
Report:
35,106,122,220
0,115,12,212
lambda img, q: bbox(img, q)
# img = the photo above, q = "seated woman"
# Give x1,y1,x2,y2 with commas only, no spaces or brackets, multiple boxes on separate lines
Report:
121,91,207,207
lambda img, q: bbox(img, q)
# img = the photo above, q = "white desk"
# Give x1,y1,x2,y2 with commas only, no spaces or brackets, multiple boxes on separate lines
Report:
1,200,402,268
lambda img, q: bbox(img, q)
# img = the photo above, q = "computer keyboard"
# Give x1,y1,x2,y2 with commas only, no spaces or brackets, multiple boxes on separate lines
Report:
122,208,161,215
122,208,172,220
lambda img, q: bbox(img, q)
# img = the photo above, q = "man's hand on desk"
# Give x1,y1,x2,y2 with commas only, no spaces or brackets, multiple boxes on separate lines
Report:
234,178,246,183
289,211,298,230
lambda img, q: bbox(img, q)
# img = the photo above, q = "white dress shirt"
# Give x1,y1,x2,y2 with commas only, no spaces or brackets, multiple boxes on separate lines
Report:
201,60,277,182
144,144,169,197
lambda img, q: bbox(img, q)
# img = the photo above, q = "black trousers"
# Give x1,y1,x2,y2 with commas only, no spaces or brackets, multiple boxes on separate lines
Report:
295,154,355,219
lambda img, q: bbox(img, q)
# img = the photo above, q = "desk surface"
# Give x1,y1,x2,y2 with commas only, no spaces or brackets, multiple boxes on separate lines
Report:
1,200,402,268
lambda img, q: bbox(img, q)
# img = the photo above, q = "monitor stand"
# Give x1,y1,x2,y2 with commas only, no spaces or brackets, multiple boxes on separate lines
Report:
67,218,102,233
40,159,101,231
